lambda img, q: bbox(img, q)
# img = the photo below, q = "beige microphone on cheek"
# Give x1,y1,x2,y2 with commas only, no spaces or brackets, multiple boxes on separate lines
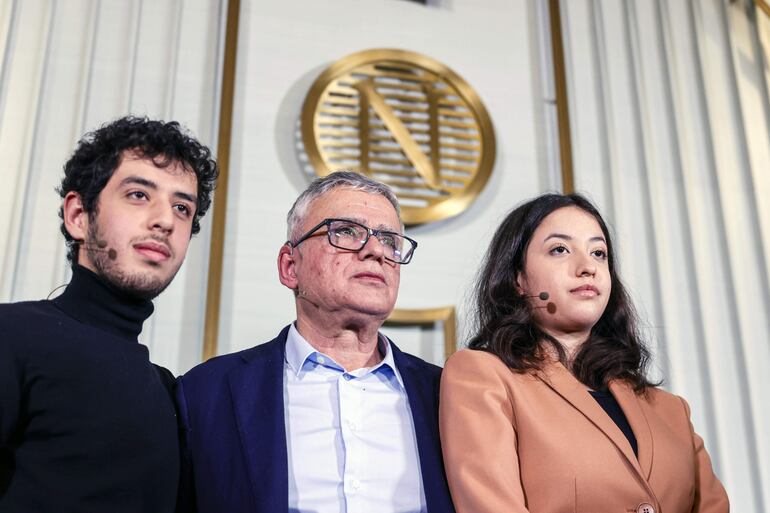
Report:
525,291,556,313
81,239,118,260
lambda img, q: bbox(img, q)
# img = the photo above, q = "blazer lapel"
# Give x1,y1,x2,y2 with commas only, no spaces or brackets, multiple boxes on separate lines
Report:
538,363,643,474
391,344,437,473
609,380,654,480
391,342,454,513
227,327,290,513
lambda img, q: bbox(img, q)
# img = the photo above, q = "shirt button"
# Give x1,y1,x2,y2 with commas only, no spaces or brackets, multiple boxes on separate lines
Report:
351,478,361,490
637,503,655,513
347,419,358,431
316,355,325,364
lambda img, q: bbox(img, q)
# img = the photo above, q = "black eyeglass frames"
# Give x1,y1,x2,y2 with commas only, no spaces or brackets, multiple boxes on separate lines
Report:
287,218,417,264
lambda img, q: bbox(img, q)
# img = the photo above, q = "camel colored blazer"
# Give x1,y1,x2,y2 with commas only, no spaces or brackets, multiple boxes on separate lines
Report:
439,349,728,513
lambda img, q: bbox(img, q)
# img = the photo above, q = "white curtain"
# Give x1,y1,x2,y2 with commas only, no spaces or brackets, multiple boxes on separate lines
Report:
561,1,770,510
0,0,225,374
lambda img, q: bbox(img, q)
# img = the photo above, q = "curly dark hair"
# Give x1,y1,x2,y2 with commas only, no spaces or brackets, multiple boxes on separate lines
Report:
468,193,657,392
58,115,218,262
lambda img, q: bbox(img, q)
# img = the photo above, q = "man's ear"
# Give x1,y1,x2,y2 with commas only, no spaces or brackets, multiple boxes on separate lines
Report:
62,192,88,241
277,244,299,290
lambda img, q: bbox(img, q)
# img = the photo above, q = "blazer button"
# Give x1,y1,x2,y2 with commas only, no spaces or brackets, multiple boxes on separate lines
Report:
637,503,654,513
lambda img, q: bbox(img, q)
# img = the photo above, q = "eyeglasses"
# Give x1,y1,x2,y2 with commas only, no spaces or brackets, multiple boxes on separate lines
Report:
288,218,418,264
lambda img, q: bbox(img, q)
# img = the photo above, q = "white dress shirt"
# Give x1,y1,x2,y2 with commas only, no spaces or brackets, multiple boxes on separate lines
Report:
283,323,427,513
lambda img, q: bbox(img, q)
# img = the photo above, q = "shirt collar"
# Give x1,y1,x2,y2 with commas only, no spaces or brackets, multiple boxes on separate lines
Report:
285,323,405,389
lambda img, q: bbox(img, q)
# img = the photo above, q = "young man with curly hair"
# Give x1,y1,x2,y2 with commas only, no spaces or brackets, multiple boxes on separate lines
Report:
0,116,218,513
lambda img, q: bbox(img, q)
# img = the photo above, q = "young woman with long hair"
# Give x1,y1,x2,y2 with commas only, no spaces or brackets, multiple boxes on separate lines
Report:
439,193,728,513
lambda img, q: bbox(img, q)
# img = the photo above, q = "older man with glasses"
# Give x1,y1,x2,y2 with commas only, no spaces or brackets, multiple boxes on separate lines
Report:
175,171,455,513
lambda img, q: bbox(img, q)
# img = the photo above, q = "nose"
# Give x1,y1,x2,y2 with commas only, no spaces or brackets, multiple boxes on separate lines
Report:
575,252,596,277
149,202,174,234
358,232,386,262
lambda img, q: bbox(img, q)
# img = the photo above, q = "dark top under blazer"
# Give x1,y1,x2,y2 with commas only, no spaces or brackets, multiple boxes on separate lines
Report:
175,325,455,513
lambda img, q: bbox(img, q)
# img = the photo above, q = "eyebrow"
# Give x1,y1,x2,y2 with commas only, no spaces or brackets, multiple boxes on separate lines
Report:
543,233,606,244
338,216,400,233
120,176,156,190
174,191,198,204
120,175,197,204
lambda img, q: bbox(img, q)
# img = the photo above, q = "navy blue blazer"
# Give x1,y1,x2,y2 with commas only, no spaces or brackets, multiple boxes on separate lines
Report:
175,325,455,513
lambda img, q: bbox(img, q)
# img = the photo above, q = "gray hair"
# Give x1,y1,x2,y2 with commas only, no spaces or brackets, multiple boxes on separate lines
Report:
287,171,401,242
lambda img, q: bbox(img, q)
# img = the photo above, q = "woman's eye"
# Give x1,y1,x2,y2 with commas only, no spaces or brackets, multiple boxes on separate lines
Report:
128,191,147,200
174,204,191,216
549,245,568,255
592,249,608,259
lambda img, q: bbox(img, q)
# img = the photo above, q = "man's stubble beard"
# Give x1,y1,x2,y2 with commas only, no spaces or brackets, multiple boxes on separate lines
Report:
85,216,181,301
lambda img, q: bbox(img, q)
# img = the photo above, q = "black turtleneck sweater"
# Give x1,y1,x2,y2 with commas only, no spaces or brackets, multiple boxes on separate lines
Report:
0,265,179,513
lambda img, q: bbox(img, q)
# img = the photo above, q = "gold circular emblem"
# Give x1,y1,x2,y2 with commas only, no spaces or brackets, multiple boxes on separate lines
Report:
301,49,496,225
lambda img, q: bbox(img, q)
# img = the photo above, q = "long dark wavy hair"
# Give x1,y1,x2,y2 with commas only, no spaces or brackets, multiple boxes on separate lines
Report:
58,115,219,263
468,193,657,392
